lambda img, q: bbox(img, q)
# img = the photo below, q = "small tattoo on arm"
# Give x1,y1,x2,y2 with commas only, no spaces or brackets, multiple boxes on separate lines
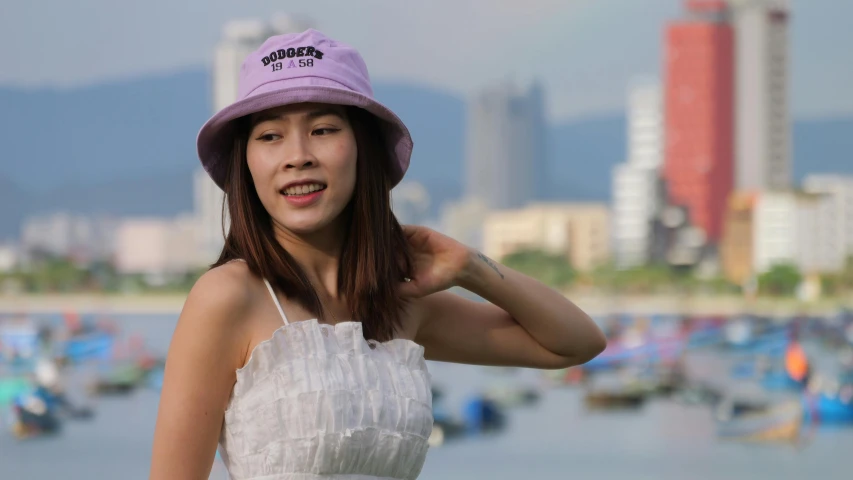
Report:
477,252,504,279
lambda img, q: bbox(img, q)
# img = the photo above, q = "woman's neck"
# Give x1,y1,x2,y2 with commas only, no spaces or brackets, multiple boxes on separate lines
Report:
273,222,345,298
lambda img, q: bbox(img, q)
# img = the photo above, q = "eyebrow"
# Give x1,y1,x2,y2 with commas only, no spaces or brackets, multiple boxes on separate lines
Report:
252,108,345,126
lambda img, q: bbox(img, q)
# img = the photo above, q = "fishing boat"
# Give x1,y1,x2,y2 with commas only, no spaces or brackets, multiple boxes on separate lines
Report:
0,320,39,363
716,400,802,443
584,385,646,410
88,363,146,395
62,331,115,364
429,405,465,447
628,363,686,397
687,325,723,348
583,334,686,373
803,384,853,425
7,387,64,439
723,317,754,348
461,395,506,435
672,381,722,407
482,384,541,408
761,368,807,391
0,377,31,419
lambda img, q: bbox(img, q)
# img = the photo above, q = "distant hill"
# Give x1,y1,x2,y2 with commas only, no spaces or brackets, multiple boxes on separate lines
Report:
793,116,853,179
0,70,210,194
1,68,852,240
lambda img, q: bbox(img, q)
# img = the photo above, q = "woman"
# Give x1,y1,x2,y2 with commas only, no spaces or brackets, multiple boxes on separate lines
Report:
150,29,605,480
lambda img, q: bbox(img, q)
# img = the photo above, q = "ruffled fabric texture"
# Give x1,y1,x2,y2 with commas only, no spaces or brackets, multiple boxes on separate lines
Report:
219,319,433,480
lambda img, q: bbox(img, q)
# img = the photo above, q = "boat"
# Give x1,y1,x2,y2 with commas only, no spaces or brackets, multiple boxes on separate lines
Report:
482,384,541,408
427,386,465,447
716,400,803,443
0,320,39,363
803,384,853,425
583,386,646,410
761,369,807,391
62,331,115,363
542,366,585,386
8,387,64,439
730,359,760,379
88,363,147,395
0,377,30,407
723,318,754,348
429,408,465,447
583,334,686,373
672,382,722,406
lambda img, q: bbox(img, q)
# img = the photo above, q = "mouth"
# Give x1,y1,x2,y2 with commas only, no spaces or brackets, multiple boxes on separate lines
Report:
279,182,327,196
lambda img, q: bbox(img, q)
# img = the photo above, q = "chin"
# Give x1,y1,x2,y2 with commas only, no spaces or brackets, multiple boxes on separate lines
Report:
277,214,337,236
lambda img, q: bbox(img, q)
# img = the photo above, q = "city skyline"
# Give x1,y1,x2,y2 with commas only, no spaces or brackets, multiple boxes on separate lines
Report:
1,0,852,120
4,1,853,281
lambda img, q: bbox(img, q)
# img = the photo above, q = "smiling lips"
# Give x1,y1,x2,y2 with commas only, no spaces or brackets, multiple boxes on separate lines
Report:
281,183,326,196
279,182,327,207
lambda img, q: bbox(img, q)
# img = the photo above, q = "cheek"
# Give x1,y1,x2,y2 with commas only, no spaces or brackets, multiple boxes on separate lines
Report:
246,146,278,202
246,146,274,182
335,138,358,186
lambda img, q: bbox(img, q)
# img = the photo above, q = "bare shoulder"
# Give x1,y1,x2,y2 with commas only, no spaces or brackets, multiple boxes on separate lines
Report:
151,261,260,478
180,261,260,336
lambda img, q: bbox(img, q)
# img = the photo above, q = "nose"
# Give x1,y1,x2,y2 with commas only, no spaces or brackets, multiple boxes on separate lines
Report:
283,135,316,170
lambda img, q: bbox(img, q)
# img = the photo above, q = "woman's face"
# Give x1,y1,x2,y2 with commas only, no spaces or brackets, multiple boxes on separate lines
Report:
246,103,357,236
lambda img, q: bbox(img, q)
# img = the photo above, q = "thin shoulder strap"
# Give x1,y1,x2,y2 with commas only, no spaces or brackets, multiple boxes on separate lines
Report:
262,278,290,325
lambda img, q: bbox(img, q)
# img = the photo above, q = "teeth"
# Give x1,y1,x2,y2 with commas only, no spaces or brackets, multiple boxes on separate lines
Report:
283,183,325,196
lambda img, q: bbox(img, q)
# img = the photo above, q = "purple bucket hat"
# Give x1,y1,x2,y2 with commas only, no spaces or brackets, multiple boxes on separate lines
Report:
197,29,412,190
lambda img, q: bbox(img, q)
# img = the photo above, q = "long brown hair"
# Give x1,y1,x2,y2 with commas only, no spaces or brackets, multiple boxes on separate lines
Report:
212,107,413,341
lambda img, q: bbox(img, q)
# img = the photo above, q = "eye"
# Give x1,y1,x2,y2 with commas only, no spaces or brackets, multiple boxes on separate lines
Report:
312,127,340,136
255,133,281,142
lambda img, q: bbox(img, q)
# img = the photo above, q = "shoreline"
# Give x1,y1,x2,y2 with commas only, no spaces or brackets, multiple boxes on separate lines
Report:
0,292,849,317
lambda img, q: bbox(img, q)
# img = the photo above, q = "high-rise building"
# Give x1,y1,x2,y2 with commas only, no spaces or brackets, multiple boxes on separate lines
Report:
465,80,547,211
803,174,853,270
663,0,735,243
627,81,665,171
731,0,791,190
196,15,312,264
611,81,665,268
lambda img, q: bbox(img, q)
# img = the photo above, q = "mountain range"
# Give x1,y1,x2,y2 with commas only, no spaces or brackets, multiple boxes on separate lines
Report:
1,68,852,240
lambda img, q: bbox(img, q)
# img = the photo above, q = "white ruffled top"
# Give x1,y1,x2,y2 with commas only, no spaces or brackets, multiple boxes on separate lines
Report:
217,278,433,480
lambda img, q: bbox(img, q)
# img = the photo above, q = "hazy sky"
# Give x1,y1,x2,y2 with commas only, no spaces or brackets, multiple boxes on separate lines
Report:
2,0,851,119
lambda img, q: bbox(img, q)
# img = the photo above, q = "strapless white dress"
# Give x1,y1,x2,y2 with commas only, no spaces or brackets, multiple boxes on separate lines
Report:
217,279,433,479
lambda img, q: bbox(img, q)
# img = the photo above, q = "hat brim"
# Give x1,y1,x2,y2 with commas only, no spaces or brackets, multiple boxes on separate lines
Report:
197,81,412,191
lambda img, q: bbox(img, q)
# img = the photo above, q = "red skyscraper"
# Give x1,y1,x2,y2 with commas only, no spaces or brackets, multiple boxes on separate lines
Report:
663,0,735,243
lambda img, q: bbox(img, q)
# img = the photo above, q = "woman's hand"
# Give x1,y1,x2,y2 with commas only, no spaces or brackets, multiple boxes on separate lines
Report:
398,225,473,298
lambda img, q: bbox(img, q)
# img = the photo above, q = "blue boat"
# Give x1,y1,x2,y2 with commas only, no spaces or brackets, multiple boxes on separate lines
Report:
461,395,506,435
0,322,39,362
730,360,759,379
584,335,686,371
761,369,806,391
61,332,115,363
687,327,723,348
803,388,853,424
